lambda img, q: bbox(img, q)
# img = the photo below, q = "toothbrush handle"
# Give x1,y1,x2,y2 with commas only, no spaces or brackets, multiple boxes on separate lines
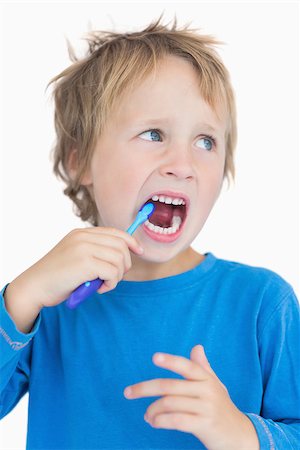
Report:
65,278,104,309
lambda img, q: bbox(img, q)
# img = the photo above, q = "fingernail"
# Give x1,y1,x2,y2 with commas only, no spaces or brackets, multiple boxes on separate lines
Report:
155,353,165,363
137,246,144,254
124,387,132,398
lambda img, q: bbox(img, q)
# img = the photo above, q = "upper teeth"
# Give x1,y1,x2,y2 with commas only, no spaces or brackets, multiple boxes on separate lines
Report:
151,195,186,206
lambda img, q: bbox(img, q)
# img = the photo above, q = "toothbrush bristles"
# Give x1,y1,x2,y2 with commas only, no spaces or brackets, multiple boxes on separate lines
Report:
141,202,155,218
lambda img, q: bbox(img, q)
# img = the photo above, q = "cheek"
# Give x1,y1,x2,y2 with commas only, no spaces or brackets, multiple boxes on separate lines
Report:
91,150,130,194
90,153,146,221
207,171,224,204
196,167,224,218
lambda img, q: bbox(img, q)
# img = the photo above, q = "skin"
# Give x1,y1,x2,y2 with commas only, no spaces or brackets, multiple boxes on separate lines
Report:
77,55,259,448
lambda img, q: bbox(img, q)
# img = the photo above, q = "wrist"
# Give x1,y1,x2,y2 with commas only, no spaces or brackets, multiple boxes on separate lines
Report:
230,410,260,450
4,279,42,334
217,409,259,450
197,408,259,450
7,271,44,311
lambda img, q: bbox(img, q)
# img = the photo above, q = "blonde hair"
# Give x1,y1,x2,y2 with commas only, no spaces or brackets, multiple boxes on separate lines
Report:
48,15,237,226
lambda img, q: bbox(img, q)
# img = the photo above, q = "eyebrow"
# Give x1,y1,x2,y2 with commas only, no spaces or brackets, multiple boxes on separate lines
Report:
134,119,219,133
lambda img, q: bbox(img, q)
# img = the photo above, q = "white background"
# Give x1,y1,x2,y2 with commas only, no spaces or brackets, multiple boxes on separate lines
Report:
0,1,299,449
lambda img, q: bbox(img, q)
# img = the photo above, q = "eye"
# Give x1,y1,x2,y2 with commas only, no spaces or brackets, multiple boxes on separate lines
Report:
139,129,162,142
196,136,216,151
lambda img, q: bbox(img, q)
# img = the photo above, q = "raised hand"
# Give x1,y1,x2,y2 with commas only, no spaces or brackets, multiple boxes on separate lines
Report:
124,344,259,450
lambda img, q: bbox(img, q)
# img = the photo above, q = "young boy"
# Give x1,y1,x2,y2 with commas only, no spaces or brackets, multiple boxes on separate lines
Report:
1,17,299,450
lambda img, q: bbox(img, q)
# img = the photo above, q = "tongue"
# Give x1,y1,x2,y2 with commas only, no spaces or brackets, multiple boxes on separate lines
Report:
147,202,183,228
149,202,172,227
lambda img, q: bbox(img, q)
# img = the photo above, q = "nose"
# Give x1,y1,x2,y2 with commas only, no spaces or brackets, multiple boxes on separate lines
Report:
159,142,195,181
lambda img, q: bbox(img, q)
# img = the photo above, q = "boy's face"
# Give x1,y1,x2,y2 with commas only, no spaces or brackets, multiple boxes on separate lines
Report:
81,55,227,277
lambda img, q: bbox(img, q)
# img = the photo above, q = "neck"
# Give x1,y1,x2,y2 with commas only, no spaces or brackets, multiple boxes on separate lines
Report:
123,246,204,281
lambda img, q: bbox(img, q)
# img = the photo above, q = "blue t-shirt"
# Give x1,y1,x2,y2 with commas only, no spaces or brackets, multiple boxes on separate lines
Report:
1,252,299,449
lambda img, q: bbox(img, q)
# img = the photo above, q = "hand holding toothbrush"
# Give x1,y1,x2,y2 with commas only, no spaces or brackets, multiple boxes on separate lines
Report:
66,203,155,308
7,203,154,312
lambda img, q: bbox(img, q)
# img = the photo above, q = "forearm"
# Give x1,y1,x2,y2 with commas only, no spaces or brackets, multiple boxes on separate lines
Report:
245,413,300,450
4,280,42,334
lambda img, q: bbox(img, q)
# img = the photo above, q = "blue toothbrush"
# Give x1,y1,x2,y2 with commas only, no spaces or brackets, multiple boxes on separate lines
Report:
66,202,155,309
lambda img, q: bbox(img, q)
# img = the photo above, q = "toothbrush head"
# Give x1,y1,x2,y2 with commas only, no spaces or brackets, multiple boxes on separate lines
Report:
126,202,155,235
139,202,155,218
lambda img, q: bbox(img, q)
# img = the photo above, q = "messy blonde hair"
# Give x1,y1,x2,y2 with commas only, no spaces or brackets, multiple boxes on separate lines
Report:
48,15,237,226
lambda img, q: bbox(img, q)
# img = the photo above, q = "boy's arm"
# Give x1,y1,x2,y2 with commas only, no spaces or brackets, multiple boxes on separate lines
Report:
0,283,41,419
125,280,300,450
245,287,300,449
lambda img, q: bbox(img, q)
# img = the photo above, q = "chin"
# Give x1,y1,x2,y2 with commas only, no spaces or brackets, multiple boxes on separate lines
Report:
140,241,192,262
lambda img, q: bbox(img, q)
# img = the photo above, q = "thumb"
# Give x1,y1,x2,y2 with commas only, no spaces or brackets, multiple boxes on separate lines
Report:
190,344,214,375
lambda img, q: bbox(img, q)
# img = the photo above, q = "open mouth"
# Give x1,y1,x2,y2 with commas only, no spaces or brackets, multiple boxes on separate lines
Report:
142,196,188,235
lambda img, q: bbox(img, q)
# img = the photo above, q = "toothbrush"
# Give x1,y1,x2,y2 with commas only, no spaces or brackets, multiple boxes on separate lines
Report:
66,202,155,309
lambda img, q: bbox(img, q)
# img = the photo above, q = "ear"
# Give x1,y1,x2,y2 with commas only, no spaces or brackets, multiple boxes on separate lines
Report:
67,149,93,186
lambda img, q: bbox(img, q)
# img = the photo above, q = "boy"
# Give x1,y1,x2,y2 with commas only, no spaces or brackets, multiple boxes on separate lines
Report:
1,17,299,450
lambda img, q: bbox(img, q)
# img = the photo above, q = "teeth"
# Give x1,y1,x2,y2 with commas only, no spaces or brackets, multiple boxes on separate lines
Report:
144,215,182,235
172,215,182,227
143,194,186,236
151,195,186,206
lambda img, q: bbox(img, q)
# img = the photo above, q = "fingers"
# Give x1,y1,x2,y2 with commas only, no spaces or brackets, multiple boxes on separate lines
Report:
124,352,211,400
81,226,143,255
124,378,201,399
81,236,133,273
69,227,144,294
144,411,201,434
145,395,201,423
152,352,209,381
90,243,130,293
